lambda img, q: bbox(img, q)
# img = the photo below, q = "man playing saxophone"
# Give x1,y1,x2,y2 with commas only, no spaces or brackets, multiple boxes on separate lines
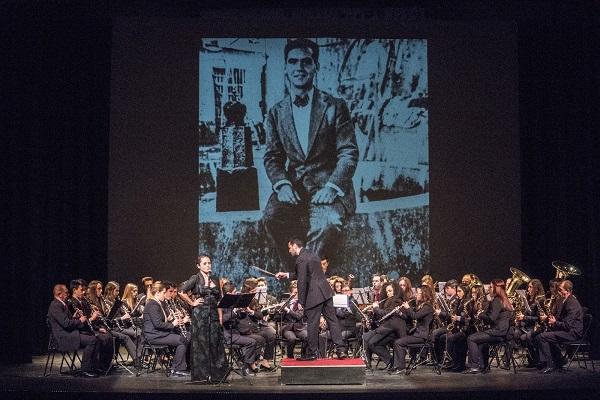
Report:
534,280,584,374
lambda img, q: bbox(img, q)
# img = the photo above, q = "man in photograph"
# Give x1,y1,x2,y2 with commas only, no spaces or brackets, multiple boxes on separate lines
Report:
263,38,359,272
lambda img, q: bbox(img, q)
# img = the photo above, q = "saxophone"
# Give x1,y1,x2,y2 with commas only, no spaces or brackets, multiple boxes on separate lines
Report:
446,297,460,333
473,296,486,331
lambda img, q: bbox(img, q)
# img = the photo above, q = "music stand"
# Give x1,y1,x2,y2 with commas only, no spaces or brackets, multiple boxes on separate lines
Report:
105,298,135,375
352,288,370,305
218,293,255,384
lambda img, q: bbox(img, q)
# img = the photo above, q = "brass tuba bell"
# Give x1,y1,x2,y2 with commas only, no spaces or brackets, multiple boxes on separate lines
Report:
506,267,531,296
552,260,582,279
466,274,483,288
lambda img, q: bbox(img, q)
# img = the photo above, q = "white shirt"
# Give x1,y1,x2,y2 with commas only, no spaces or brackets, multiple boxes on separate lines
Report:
291,88,314,157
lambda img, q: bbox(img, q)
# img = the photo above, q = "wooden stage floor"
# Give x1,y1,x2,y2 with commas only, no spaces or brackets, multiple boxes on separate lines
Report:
1,354,599,400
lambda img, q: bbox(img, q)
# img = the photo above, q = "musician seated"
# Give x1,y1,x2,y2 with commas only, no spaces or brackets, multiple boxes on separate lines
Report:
67,279,113,373
432,279,458,365
220,282,260,376
281,281,307,358
335,285,361,340
104,281,143,369
515,279,545,367
442,284,470,372
535,280,584,374
237,278,277,371
390,285,435,374
465,279,514,374
142,281,191,377
47,284,100,377
363,281,407,370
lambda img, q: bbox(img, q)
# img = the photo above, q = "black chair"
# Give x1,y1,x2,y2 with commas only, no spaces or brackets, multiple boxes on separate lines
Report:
561,313,595,372
486,338,518,374
221,343,253,384
405,323,441,375
43,319,81,376
139,343,173,376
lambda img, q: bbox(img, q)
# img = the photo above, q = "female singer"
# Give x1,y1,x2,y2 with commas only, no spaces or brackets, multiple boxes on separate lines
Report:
363,281,406,370
465,279,514,374
390,285,435,374
179,255,227,382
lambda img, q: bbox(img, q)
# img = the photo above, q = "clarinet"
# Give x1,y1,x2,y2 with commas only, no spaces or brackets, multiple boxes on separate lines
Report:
166,300,187,336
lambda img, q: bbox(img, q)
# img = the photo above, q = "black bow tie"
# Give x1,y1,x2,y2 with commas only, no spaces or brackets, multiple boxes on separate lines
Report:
293,94,309,107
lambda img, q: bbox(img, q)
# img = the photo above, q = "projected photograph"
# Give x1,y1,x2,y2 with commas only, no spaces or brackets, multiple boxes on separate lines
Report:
198,38,429,287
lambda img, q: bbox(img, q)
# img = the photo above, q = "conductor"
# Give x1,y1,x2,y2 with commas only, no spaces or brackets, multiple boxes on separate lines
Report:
276,238,346,360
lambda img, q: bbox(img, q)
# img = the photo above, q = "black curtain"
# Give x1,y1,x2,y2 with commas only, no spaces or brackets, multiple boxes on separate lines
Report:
3,2,599,364
4,14,111,363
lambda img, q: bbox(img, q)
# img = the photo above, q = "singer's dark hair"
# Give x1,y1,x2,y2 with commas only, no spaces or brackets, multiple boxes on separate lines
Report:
197,254,211,264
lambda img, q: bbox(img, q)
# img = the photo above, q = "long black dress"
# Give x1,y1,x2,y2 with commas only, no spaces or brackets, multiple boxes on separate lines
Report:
180,273,227,381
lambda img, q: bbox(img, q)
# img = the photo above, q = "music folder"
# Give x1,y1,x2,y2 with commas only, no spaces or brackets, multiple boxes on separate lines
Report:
106,298,123,321
217,293,255,309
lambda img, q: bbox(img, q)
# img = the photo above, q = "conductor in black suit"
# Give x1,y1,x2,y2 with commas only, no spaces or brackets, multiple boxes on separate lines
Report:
263,38,359,272
276,238,346,360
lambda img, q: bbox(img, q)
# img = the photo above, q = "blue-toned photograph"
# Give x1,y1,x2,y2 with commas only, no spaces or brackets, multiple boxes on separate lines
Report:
198,38,428,287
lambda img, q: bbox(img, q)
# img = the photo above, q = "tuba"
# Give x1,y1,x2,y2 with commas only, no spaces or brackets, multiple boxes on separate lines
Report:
467,274,483,289
552,260,582,279
506,267,531,296
506,267,531,313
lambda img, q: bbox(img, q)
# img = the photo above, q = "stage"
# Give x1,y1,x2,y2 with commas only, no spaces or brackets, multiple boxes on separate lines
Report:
2,354,599,400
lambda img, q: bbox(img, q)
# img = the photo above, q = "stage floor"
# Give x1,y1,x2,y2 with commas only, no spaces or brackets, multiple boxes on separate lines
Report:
2,354,599,400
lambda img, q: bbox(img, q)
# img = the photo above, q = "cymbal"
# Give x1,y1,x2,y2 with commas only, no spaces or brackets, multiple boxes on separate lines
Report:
552,260,582,276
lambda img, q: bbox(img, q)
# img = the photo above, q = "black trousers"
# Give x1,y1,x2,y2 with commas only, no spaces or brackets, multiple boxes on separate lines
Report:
535,330,578,368
79,333,99,373
305,298,344,357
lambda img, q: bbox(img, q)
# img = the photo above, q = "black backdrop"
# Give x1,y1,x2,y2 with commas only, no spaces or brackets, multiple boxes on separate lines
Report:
4,1,599,364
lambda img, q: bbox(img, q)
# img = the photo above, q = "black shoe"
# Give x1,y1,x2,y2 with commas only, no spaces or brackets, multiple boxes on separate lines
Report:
540,367,556,374
242,364,256,376
387,367,398,374
297,355,318,361
464,367,482,374
536,362,546,370
79,370,98,378
171,370,190,377
336,350,347,360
